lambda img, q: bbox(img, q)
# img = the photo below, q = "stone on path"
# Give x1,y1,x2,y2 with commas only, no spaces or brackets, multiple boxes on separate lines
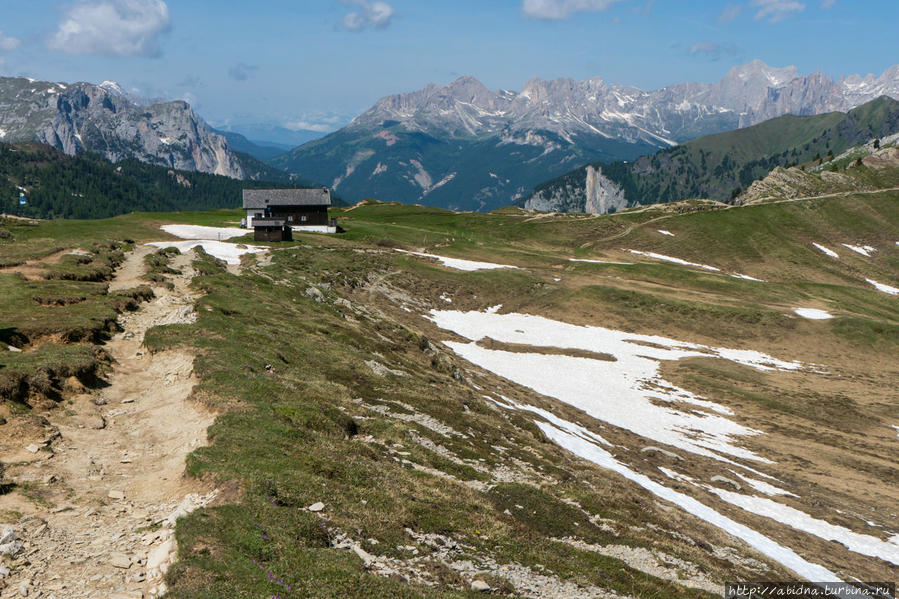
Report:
109,551,132,569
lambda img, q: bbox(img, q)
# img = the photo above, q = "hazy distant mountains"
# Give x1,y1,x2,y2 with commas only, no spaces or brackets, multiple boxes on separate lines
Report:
0,76,246,179
272,60,899,211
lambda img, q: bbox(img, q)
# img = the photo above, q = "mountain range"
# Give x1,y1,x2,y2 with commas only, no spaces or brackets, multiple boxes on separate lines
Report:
272,60,899,211
525,96,899,213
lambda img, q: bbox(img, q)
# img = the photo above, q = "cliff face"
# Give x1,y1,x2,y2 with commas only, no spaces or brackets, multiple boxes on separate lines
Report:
524,166,627,213
0,77,244,179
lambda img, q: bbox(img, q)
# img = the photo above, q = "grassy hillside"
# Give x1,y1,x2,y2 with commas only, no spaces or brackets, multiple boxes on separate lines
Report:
0,142,331,219
527,96,899,211
0,192,897,596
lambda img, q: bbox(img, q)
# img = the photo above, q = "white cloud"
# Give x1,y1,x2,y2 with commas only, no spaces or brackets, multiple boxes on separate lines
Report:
522,0,622,19
750,0,806,22
228,62,258,82
689,41,740,60
337,0,395,31
820,0,835,7
48,0,171,57
716,2,742,24
0,31,22,52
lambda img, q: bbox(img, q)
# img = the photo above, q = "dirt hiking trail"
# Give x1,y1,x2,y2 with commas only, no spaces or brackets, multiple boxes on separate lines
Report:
0,245,217,599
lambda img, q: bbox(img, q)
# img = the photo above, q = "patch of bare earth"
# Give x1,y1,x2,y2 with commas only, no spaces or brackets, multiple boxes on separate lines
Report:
0,245,216,598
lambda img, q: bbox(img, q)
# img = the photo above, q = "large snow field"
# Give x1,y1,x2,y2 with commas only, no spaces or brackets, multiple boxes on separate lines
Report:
147,240,268,265
395,249,519,271
484,395,843,583
160,224,248,240
429,309,809,462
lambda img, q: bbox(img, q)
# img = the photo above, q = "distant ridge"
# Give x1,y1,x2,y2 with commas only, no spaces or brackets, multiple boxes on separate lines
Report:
272,61,899,211
524,96,899,213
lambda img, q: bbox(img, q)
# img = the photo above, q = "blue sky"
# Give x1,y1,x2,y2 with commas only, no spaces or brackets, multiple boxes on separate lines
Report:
0,0,896,136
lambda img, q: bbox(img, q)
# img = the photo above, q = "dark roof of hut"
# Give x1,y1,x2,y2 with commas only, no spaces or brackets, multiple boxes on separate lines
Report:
243,188,331,209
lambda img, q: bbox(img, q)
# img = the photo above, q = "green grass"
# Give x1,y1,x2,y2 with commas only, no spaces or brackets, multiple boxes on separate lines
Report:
144,249,728,598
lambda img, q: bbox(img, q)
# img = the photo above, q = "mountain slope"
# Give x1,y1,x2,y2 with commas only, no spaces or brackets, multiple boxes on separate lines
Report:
0,77,245,179
273,61,899,211
526,96,899,213
0,142,322,219
215,129,290,162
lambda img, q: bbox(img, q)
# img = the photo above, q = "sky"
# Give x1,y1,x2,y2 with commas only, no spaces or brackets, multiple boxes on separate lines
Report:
0,0,897,138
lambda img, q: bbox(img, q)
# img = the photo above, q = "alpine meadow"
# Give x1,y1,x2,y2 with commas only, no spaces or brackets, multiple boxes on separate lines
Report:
0,2,897,598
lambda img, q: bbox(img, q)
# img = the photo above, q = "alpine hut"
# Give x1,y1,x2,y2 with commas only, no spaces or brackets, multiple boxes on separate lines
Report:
242,188,336,235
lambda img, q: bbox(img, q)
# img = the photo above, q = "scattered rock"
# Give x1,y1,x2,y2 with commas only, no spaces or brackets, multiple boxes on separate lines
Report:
109,551,132,569
6,345,22,353
305,286,325,302
640,446,683,461
364,360,405,377
108,489,126,500
471,580,491,592
25,444,42,454
147,538,175,572
0,525,17,545
710,475,742,491
0,541,23,557
308,502,325,513
122,398,135,404
17,579,30,596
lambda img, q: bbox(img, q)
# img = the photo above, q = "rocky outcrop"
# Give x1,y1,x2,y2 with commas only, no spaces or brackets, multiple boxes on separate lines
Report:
525,165,627,214
0,77,244,179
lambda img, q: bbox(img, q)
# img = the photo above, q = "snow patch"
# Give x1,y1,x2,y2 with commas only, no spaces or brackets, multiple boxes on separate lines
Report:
731,274,765,282
707,488,899,565
568,258,632,265
529,411,841,582
812,243,839,259
147,241,267,265
395,250,518,272
429,309,809,462
657,230,675,237
626,250,720,272
865,279,899,296
0,129,6,139
841,244,875,257
160,225,247,241
728,471,796,497
792,308,833,320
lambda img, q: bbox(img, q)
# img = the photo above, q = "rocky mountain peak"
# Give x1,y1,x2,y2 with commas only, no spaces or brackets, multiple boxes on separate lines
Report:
0,76,244,179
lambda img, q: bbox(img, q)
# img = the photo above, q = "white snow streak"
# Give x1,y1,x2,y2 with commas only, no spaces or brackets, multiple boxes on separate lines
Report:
708,488,899,566
812,243,839,259
568,258,632,265
535,414,842,582
792,308,833,320
657,230,675,237
626,250,720,271
866,279,899,296
841,244,875,257
395,250,518,272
